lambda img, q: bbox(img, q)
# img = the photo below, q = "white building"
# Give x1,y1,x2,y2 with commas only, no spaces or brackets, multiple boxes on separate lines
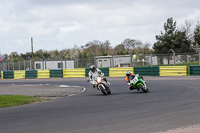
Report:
34,60,74,70
95,55,131,67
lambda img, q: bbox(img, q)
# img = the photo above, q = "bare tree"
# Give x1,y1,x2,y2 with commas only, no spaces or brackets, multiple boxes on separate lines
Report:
122,38,139,53
180,19,194,41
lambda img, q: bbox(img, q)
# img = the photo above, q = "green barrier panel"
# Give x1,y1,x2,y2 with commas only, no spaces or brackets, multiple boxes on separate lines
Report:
134,67,159,76
85,68,109,77
100,68,109,77
3,71,14,79
1,71,3,79
189,65,200,75
50,69,63,78
85,68,90,77
25,70,37,79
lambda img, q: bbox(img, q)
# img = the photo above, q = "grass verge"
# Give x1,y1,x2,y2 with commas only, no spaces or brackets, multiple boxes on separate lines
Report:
0,95,48,108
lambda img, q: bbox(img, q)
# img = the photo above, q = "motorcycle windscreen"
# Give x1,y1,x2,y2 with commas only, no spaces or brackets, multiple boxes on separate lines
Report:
130,75,135,80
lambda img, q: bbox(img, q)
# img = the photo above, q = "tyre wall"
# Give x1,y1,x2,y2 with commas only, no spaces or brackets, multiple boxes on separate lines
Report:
1,65,200,79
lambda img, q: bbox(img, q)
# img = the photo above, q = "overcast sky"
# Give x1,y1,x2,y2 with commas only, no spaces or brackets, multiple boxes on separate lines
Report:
0,0,200,55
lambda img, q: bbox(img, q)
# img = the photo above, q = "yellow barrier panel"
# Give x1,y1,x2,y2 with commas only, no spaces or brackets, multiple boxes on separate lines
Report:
160,66,187,76
63,69,85,78
109,67,134,77
1,71,3,79
37,70,50,78
14,71,25,79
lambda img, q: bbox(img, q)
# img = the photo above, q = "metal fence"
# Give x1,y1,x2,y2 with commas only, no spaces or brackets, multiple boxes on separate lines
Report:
0,52,200,72
93,52,200,67
0,60,31,71
147,52,200,66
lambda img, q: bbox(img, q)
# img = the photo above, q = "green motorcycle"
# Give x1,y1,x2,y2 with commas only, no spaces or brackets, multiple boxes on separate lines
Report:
129,74,148,93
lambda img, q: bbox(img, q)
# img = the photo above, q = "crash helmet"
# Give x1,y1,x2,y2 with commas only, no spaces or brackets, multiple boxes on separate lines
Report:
90,65,96,73
126,71,131,77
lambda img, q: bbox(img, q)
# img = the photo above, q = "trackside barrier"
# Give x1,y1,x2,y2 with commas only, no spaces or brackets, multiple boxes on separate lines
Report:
85,68,109,77
50,69,63,78
160,66,187,76
85,68,90,77
189,65,200,76
25,70,37,79
134,67,159,76
14,71,25,79
63,69,85,78
1,71,3,79
109,67,133,77
37,70,50,78
100,68,109,76
3,71,14,79
3,66,200,80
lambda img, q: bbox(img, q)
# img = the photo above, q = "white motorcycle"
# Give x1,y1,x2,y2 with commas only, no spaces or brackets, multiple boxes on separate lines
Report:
87,75,111,95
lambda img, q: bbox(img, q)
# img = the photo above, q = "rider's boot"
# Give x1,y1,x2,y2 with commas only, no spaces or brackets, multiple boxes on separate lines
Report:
103,78,110,86
129,85,133,90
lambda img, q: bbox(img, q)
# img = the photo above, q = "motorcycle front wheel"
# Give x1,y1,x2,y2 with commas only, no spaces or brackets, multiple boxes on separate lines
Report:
138,84,148,93
99,85,108,95
106,86,111,94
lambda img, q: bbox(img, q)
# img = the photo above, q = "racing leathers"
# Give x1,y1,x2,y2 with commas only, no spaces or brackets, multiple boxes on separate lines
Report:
88,68,109,88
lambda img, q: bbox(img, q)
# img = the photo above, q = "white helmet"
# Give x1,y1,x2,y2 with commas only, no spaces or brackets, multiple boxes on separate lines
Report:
90,65,96,72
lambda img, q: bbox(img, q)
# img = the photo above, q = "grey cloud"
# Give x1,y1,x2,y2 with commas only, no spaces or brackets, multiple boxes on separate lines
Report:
0,0,200,54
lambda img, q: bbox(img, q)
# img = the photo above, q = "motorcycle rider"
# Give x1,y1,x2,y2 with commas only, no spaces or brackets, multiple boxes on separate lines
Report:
126,71,143,90
126,71,135,83
88,65,110,88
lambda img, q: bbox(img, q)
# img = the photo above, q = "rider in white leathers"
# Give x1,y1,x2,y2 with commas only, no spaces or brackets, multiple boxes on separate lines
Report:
88,65,110,88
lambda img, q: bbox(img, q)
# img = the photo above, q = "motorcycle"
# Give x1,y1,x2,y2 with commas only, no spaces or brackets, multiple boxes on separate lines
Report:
128,74,149,93
87,75,111,95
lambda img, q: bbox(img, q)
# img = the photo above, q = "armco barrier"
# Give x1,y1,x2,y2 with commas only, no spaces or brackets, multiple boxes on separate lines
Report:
134,67,159,76
160,66,187,76
3,71,14,79
50,69,63,78
14,71,25,79
189,65,200,76
37,70,50,78
25,70,37,79
109,67,133,77
85,68,109,77
63,68,85,78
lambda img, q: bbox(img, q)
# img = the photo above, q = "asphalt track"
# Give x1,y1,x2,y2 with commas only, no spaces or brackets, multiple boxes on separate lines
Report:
0,76,200,133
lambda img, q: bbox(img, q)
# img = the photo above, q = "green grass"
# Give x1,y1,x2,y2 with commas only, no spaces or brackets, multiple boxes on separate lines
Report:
0,95,47,108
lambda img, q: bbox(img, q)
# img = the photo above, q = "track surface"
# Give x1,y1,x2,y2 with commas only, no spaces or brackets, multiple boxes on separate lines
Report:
0,76,200,133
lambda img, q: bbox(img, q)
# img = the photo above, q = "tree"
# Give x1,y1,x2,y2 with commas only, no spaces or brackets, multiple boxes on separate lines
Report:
114,44,126,55
193,21,200,47
153,17,194,54
153,18,176,54
9,52,19,62
180,20,193,41
122,38,138,53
